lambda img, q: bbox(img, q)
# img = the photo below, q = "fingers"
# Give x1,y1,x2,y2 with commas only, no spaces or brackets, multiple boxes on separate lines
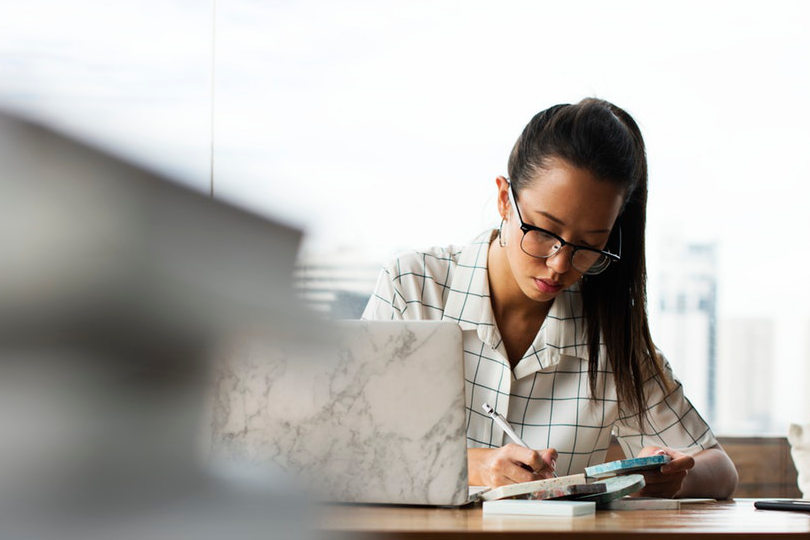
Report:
640,470,687,497
510,445,558,477
485,445,559,487
642,465,688,484
486,447,537,485
510,444,556,473
638,447,696,473
508,462,541,484
636,447,695,498
505,444,542,472
643,470,687,486
637,446,660,458
661,454,695,474
504,444,547,481
542,448,559,475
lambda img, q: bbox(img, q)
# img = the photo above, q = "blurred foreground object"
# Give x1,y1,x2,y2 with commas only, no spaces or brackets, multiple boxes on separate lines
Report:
0,110,321,539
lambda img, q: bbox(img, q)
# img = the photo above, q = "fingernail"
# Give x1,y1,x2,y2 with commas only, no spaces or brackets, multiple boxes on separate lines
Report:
655,450,667,455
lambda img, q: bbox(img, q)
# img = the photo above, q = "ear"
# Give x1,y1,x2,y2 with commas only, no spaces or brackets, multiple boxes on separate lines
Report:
495,176,511,219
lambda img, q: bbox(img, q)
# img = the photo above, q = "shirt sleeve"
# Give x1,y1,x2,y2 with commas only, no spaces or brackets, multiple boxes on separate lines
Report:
613,352,718,458
361,265,406,320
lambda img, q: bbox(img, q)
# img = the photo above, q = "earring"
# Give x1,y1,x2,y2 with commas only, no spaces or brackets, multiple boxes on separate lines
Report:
498,218,507,247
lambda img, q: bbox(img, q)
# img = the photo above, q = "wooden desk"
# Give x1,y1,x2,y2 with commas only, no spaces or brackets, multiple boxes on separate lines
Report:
319,499,810,539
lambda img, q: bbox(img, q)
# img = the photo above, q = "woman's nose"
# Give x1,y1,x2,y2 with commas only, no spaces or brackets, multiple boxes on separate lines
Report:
546,246,573,274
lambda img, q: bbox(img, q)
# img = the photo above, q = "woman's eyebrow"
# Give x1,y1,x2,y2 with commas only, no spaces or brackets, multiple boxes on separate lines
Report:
538,210,611,234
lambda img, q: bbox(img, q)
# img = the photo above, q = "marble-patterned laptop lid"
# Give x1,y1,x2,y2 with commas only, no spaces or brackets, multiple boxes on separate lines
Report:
208,320,469,506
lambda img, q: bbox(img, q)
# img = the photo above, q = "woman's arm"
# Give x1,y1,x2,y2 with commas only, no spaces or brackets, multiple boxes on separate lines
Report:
676,444,738,498
637,444,738,499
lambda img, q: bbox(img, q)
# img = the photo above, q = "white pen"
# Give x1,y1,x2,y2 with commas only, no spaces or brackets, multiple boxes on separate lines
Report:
482,402,558,477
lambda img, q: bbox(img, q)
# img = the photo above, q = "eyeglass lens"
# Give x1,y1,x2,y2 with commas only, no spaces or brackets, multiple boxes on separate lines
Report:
521,229,608,273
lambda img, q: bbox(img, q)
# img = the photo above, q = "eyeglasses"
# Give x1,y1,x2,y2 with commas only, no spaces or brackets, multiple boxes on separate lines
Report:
506,181,621,275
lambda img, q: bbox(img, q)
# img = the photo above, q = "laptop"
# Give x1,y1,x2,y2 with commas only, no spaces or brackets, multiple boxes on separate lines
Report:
208,319,471,506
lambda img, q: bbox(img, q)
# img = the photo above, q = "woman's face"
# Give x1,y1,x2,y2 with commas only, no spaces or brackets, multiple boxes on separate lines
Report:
498,157,626,304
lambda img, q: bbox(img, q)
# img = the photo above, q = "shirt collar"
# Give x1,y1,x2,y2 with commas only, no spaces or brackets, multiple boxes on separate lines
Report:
513,286,589,378
442,230,588,380
441,230,497,335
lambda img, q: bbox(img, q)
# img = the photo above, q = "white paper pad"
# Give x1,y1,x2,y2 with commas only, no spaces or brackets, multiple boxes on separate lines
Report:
483,500,596,516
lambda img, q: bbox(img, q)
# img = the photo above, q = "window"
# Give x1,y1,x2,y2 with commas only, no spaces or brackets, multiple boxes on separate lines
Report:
5,1,809,436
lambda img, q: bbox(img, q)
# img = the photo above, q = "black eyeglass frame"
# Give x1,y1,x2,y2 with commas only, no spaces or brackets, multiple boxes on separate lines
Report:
506,180,621,275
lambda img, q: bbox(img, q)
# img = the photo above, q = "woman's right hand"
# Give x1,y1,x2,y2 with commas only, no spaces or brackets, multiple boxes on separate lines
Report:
468,445,558,488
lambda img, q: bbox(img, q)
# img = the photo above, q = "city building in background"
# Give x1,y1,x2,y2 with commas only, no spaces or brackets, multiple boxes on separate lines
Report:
651,239,718,425
716,318,775,434
295,251,379,318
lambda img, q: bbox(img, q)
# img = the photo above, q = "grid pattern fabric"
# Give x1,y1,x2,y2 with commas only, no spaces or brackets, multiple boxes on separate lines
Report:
362,230,717,476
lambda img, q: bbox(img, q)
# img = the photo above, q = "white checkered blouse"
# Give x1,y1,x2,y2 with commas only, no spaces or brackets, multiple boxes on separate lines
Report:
361,230,717,476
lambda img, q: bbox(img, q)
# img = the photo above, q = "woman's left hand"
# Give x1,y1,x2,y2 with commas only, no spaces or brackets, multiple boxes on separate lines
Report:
635,446,695,498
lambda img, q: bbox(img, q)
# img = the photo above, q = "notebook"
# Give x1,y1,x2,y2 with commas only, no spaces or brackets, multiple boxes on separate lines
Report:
209,320,471,506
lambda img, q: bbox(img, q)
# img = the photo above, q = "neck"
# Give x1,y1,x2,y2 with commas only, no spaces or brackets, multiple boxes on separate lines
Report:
487,236,552,323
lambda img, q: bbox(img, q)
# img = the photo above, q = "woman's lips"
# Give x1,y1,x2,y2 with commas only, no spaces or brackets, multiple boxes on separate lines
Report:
534,278,562,294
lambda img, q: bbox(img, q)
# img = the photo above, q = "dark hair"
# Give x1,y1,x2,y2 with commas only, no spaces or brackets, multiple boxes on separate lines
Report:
507,97,668,426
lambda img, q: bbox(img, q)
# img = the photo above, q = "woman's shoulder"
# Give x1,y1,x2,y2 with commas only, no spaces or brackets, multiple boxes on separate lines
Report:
381,243,464,281
364,230,494,320
381,233,491,277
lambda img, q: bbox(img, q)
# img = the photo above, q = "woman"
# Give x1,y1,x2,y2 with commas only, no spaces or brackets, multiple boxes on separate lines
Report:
362,98,738,499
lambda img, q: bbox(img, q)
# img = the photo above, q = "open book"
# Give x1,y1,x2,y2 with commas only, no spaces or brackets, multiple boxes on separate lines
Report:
472,455,670,502
475,473,590,502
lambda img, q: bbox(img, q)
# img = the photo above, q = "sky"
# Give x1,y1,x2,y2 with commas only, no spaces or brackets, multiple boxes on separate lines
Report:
2,0,809,428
